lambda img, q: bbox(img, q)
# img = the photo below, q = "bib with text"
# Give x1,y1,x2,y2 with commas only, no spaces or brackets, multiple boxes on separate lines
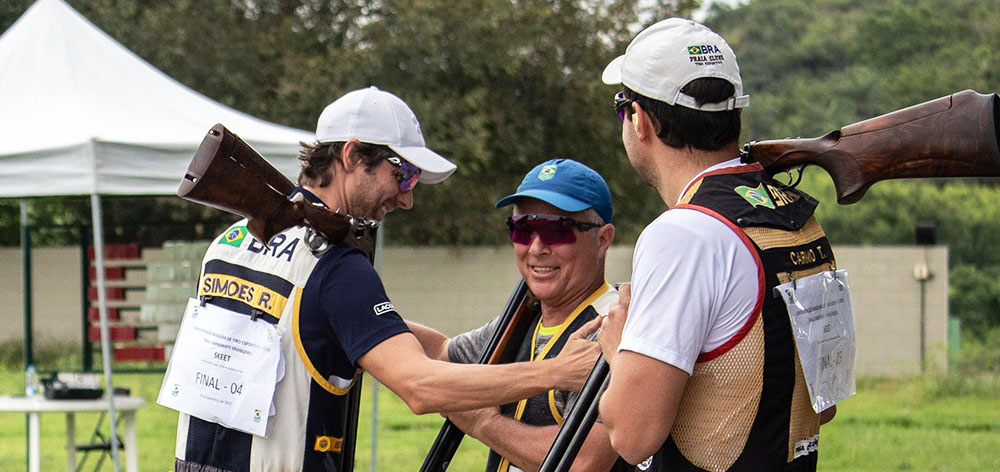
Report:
775,270,856,413
157,298,281,436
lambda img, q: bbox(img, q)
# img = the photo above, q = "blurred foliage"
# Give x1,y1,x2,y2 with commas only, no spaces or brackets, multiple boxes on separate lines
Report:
1,0,697,246
1,0,998,335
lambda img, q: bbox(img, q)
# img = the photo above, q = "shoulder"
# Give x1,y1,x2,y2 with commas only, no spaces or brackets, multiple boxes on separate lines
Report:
636,209,745,258
589,285,619,317
312,245,375,276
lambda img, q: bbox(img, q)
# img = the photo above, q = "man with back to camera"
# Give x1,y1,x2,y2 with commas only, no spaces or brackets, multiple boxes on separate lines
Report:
590,19,839,471
409,158,631,472
171,86,600,472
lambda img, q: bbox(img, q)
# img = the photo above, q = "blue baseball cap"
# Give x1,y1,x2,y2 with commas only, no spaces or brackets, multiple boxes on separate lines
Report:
496,159,613,224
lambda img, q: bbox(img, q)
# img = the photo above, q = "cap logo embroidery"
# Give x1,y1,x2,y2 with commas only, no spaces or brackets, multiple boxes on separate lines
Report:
687,44,725,66
538,164,558,181
735,184,776,209
687,44,721,55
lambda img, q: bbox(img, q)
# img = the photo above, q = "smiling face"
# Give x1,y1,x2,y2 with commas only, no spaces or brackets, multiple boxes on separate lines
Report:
511,198,614,314
343,153,414,221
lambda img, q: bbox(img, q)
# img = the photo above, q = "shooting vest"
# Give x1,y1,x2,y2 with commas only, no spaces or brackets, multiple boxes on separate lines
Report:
487,284,630,472
635,163,834,472
175,219,362,472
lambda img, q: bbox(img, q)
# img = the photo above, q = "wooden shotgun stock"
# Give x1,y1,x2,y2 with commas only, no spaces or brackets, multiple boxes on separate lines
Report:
177,123,377,257
744,89,1000,204
420,279,536,472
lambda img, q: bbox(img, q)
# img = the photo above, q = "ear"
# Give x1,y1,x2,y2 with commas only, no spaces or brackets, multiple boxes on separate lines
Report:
340,139,360,171
631,103,656,142
597,223,615,253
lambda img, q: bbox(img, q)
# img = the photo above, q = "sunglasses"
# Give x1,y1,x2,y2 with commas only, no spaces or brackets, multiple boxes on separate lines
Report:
386,156,421,192
614,91,634,122
506,214,602,246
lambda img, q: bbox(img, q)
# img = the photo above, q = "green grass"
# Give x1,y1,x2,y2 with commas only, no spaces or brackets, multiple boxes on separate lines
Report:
0,368,997,471
0,368,487,471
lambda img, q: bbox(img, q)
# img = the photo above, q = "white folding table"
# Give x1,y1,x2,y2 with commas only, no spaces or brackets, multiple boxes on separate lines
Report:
0,395,145,472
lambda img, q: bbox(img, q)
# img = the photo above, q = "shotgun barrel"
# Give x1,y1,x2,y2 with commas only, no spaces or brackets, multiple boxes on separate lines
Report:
420,279,533,472
538,355,610,472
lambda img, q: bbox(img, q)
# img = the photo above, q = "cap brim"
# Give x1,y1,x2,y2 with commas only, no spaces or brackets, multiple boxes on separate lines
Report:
495,189,592,213
601,55,625,85
388,145,457,184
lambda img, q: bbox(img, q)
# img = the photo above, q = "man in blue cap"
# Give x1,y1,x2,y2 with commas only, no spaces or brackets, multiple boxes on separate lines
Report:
410,158,628,471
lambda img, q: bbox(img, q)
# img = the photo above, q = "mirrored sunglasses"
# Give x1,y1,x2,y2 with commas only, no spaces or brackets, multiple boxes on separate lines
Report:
505,213,602,246
614,91,634,122
386,156,421,192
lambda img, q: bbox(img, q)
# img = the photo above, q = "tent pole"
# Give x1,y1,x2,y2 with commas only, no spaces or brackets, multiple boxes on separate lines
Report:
21,199,33,472
20,200,33,368
91,194,122,472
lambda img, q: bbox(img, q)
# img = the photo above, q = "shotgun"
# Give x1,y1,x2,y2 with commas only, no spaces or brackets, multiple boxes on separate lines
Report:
177,123,377,257
743,89,1000,204
176,124,378,471
539,89,1000,471
537,355,609,472
419,278,537,472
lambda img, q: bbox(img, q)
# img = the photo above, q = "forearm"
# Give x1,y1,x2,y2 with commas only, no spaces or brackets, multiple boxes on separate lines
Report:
599,351,687,464
467,416,617,472
398,358,574,414
361,334,582,414
466,414,555,471
405,320,450,360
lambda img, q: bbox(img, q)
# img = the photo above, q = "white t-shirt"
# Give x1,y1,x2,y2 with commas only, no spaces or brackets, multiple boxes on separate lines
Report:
617,160,760,375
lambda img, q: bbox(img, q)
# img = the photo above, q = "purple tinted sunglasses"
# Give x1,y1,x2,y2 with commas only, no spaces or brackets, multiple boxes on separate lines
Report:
387,156,421,192
614,91,634,122
506,214,602,246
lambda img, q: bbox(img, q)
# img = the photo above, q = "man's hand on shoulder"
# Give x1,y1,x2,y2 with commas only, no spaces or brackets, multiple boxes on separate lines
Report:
598,282,630,364
553,317,602,391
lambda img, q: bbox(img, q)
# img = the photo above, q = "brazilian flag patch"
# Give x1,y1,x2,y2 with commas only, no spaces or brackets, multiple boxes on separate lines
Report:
218,226,248,247
735,184,776,209
538,164,558,181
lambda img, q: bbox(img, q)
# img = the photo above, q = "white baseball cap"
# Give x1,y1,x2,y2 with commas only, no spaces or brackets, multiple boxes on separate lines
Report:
315,86,457,184
602,18,749,112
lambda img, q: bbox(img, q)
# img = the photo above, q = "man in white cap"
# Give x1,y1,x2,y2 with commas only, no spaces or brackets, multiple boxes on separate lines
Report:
173,87,600,472
593,19,839,471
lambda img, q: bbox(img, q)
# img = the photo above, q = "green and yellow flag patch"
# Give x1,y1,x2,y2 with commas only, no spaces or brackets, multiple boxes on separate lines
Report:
735,184,776,209
218,225,248,247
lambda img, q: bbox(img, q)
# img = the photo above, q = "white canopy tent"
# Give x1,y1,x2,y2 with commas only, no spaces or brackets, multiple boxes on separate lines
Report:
0,1,312,469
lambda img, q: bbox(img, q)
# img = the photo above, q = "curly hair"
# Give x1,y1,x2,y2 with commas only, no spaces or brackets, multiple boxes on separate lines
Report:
297,141,399,187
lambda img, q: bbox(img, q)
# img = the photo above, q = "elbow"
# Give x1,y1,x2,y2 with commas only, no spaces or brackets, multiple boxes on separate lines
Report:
396,377,439,415
399,387,434,415
402,394,431,415
608,430,658,466
406,399,433,416
617,447,655,467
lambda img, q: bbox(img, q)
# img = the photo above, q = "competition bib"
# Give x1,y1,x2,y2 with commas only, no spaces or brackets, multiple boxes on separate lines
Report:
157,298,282,436
775,270,856,413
